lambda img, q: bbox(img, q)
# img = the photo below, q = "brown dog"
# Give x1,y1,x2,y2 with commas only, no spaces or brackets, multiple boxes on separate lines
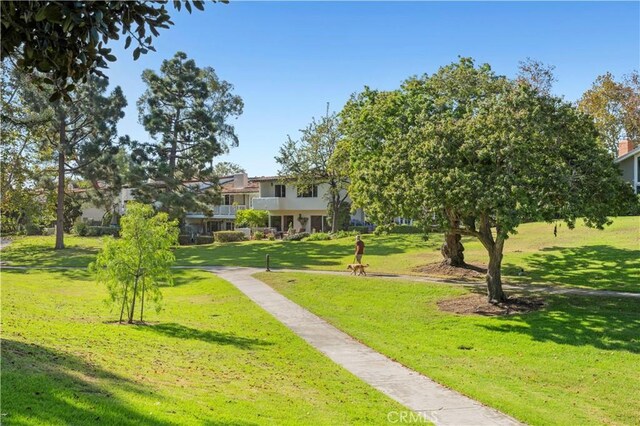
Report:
347,263,369,276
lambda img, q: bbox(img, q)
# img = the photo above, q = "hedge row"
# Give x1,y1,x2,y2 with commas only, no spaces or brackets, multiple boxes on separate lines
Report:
283,232,309,241
390,225,423,234
213,231,245,243
73,222,119,237
347,226,372,234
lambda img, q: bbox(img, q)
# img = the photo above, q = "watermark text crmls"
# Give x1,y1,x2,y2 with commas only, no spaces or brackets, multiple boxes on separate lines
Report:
387,411,428,424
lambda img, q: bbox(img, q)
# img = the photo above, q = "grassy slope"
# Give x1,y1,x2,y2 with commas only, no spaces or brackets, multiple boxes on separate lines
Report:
2,216,638,291
256,271,640,426
1,269,405,425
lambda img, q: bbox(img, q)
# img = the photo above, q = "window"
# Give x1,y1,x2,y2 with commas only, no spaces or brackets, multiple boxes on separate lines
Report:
224,195,233,205
275,184,286,198
297,185,318,198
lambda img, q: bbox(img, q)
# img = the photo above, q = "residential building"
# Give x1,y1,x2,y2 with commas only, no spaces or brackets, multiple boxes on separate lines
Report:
78,172,367,235
250,176,365,233
183,173,259,233
615,139,640,194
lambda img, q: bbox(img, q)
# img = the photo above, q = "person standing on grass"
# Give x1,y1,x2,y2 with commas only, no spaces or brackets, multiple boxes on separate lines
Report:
355,235,365,264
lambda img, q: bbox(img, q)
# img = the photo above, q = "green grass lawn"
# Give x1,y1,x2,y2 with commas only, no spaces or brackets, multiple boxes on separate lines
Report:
0,235,103,267
2,216,638,291
256,271,640,426
1,269,406,425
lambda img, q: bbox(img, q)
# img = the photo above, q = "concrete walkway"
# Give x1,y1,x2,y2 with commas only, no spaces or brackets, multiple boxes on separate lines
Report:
210,266,523,426
4,263,638,299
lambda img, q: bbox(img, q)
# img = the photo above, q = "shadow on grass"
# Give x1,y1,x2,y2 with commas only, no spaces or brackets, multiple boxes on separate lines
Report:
174,235,434,269
1,339,167,425
140,323,273,349
2,242,99,268
504,245,640,292
479,295,640,353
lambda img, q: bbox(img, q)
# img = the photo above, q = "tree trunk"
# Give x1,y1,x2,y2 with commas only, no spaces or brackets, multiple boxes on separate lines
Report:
486,246,506,303
440,232,465,266
140,277,145,322
128,274,140,324
55,119,66,250
119,280,131,324
331,197,339,233
169,108,181,179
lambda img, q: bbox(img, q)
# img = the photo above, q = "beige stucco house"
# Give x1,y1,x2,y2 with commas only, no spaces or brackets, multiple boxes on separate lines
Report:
250,176,365,233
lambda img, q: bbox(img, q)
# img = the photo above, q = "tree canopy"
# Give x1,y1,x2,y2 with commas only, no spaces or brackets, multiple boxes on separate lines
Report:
578,71,640,155
131,51,244,220
341,58,635,302
5,66,127,248
235,209,268,228
276,109,350,232
1,1,214,98
90,202,178,324
212,161,246,177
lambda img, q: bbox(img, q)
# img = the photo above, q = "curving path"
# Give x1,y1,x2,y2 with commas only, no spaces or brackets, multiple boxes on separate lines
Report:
209,266,523,426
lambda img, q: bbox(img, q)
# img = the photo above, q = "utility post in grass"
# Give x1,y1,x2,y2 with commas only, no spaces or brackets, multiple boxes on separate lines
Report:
90,203,178,323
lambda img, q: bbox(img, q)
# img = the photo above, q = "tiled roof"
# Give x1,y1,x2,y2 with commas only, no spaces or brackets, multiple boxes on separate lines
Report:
221,181,259,194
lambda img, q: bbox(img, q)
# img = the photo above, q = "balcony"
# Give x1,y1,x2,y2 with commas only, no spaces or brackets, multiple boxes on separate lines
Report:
251,197,283,211
186,205,246,219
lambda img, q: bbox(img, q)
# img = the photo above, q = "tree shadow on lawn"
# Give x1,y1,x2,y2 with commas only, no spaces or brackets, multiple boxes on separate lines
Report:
478,295,640,353
166,269,212,287
174,237,426,269
1,339,171,425
0,267,94,283
2,242,99,268
504,245,640,292
139,323,273,350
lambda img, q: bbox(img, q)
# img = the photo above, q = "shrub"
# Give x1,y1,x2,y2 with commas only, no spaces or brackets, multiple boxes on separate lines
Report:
253,231,265,240
213,231,245,243
268,234,276,241
373,224,392,235
73,220,89,236
86,226,119,237
25,223,43,235
178,235,193,245
283,232,309,241
236,209,268,228
305,232,331,241
348,226,371,234
331,230,360,239
196,235,214,245
390,225,423,234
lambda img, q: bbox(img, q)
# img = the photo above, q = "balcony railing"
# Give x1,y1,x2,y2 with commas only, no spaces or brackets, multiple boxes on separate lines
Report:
186,205,246,218
251,197,282,210
213,205,246,216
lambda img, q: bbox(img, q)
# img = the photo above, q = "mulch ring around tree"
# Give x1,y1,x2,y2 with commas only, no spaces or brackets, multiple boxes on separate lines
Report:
437,292,545,316
413,262,487,281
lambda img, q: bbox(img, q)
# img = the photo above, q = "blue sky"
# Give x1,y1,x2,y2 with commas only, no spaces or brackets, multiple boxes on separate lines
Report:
105,1,640,176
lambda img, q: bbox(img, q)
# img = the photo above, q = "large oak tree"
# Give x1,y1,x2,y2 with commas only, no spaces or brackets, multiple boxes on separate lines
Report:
342,58,634,302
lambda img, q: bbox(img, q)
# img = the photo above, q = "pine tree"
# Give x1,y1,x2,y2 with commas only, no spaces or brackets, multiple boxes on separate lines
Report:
133,51,243,220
